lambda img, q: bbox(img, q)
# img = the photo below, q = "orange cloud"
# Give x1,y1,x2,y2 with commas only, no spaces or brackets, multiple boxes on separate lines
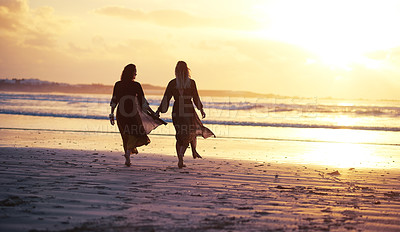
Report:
0,0,29,30
0,0,70,48
94,6,258,30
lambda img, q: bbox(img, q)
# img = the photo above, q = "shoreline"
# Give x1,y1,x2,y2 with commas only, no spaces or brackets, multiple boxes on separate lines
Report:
2,126,400,147
1,125,399,170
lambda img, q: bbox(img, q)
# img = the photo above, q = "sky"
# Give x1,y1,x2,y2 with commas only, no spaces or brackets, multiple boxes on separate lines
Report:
0,0,400,99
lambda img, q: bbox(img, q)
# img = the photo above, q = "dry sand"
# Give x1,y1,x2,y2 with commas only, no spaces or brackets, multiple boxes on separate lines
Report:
0,129,400,231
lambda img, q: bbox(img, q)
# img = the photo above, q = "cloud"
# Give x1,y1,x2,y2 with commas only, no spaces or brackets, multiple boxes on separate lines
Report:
94,6,258,30
0,0,27,11
0,0,70,48
0,0,29,30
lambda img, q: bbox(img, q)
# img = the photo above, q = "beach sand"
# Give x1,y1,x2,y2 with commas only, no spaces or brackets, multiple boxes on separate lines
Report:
1,128,400,231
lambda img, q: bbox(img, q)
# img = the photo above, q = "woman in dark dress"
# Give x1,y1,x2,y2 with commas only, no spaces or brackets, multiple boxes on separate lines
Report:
110,64,165,166
156,61,215,168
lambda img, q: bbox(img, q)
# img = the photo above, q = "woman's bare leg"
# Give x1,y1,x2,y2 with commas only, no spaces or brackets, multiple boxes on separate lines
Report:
122,135,131,167
121,135,127,154
191,138,202,159
176,142,187,168
124,149,131,167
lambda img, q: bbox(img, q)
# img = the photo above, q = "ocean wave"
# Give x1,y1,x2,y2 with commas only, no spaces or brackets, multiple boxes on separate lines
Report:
204,101,400,117
0,93,109,104
1,127,398,147
1,109,399,132
2,93,400,117
201,120,400,132
0,109,106,120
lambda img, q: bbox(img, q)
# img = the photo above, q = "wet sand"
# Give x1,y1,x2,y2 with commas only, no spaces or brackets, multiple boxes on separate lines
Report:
0,129,400,231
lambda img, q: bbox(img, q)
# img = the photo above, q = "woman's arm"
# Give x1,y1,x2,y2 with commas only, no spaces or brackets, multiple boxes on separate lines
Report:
136,82,145,109
136,82,158,116
137,83,157,115
143,98,157,115
136,82,155,114
156,81,173,116
109,83,118,125
192,80,206,118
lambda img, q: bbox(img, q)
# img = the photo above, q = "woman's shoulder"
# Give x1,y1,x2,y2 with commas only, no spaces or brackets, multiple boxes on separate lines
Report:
189,79,197,88
114,80,142,89
132,81,144,92
167,79,176,87
113,81,123,89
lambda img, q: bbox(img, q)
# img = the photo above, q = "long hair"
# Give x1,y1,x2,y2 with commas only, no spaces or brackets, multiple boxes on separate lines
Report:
175,61,191,89
120,64,136,82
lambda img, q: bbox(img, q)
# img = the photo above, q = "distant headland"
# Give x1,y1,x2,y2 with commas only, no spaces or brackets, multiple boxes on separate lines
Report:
0,78,281,98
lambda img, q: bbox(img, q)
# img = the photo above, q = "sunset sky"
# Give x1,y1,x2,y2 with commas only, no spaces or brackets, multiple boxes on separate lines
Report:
1,0,399,99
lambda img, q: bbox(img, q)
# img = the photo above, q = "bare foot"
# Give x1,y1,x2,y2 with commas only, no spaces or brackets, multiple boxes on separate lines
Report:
178,156,186,168
192,151,202,159
124,154,131,167
178,161,186,168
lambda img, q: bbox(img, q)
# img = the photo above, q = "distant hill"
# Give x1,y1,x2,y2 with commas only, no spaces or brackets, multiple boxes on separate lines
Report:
0,78,281,98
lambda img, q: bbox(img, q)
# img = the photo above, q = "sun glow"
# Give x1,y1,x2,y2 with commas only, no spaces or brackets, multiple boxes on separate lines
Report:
253,0,400,70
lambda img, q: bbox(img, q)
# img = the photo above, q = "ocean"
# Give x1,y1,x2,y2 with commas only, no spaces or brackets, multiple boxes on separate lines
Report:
1,91,399,169
1,91,399,138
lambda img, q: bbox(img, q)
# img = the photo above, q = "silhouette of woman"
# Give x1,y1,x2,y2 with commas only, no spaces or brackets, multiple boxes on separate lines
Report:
110,64,165,166
156,61,215,168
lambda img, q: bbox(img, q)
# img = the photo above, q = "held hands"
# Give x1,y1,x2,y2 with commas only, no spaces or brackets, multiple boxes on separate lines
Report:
200,109,206,119
155,110,160,118
109,113,115,126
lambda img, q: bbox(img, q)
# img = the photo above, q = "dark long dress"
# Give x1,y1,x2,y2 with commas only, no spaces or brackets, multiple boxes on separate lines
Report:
111,80,165,153
158,79,215,145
